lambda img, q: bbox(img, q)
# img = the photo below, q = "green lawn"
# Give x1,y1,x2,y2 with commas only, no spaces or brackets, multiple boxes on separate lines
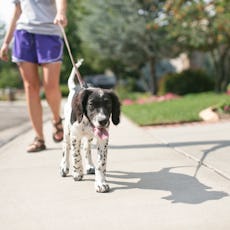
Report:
121,92,230,126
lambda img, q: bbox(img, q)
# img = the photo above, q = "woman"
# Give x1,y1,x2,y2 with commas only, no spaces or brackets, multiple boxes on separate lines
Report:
0,0,67,152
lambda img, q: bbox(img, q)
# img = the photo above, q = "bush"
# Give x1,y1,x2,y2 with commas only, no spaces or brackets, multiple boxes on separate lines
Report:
116,82,150,101
158,69,214,95
0,67,23,88
60,84,69,97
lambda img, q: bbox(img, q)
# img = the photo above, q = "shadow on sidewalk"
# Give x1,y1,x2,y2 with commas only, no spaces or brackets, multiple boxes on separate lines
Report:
110,140,230,180
107,167,229,204
109,143,168,149
168,140,230,179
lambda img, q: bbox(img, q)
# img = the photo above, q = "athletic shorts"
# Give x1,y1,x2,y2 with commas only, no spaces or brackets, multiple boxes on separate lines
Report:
12,30,64,64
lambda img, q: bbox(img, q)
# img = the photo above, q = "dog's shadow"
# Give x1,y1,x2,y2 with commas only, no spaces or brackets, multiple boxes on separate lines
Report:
107,167,229,204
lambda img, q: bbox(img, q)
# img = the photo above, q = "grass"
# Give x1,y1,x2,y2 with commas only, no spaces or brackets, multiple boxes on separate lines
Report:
121,92,230,126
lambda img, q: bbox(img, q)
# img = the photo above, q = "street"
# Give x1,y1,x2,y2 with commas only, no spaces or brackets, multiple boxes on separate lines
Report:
0,101,50,147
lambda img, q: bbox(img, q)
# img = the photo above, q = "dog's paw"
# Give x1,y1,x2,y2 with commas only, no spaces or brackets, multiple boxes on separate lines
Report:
95,183,110,193
60,167,69,177
73,173,83,181
86,167,95,175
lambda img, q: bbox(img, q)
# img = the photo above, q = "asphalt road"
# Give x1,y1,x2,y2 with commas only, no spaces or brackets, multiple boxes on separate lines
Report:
0,101,50,147
0,102,29,131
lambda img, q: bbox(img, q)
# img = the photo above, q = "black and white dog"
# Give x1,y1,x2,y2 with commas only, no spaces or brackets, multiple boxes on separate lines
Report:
60,61,121,192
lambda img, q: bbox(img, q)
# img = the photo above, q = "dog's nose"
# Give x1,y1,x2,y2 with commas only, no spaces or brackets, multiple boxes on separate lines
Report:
99,119,108,126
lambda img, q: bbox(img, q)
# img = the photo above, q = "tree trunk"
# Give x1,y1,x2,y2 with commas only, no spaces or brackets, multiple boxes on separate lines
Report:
222,48,230,91
210,49,222,92
211,47,230,92
149,57,158,95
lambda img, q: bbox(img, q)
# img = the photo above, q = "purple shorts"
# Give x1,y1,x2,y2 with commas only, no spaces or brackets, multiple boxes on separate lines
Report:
12,30,64,64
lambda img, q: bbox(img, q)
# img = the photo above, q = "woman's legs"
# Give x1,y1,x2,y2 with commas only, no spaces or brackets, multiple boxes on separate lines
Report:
18,62,44,140
42,62,63,141
18,61,63,149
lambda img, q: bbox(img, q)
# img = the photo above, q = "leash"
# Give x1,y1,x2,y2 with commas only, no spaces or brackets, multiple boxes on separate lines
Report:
59,24,87,88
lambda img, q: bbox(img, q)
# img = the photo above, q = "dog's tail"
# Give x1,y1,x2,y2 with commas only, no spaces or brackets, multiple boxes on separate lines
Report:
68,59,84,91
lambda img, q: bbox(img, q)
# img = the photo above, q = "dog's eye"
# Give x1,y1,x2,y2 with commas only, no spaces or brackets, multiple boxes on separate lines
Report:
103,98,111,104
94,102,100,107
89,101,100,108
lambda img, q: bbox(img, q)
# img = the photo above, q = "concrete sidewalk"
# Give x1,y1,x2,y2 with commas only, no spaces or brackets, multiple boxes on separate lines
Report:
0,116,229,230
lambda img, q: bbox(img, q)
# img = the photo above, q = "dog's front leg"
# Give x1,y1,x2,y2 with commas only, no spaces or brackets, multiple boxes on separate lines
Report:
82,137,95,175
95,140,110,193
60,128,70,177
71,135,83,181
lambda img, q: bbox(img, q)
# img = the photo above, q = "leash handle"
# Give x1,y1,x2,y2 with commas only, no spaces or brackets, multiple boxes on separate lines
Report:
59,25,87,88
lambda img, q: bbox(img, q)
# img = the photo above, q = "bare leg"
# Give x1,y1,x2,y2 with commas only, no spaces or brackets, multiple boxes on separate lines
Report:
18,62,44,140
42,62,62,121
42,62,63,141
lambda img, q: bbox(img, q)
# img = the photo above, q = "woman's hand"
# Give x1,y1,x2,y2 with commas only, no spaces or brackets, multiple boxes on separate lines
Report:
54,12,68,27
0,43,9,62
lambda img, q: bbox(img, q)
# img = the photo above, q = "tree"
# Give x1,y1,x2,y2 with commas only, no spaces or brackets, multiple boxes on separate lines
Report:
0,20,6,70
77,0,174,94
60,0,81,83
0,20,5,43
165,0,230,92
0,21,22,89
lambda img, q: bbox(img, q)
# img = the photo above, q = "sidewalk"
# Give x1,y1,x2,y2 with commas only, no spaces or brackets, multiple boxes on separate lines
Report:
0,115,229,230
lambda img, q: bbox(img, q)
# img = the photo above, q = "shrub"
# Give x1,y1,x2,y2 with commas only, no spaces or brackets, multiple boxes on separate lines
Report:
60,84,69,97
158,69,214,95
116,84,150,101
0,67,23,88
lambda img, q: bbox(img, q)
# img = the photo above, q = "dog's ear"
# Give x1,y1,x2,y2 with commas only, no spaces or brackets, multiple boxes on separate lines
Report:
71,89,91,124
110,91,121,125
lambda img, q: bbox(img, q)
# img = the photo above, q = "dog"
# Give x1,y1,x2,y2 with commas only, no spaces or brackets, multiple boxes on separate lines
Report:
60,61,121,193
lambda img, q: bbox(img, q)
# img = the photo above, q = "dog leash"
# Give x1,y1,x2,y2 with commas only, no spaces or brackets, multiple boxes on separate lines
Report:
59,24,87,88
